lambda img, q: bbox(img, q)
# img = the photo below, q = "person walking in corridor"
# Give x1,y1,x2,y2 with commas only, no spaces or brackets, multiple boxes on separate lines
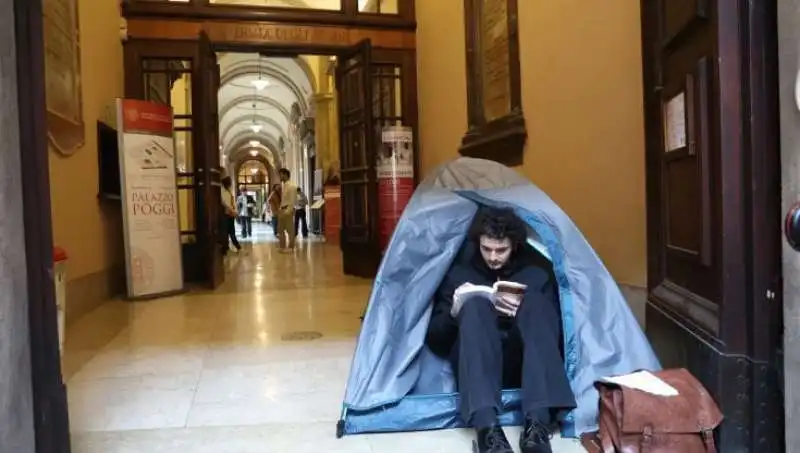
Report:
236,187,252,238
221,176,241,253
267,184,282,237
294,187,309,239
277,168,297,252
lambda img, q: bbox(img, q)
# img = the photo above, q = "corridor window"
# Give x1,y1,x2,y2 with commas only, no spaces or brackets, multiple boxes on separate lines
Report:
358,0,398,14
207,0,341,10
141,58,197,243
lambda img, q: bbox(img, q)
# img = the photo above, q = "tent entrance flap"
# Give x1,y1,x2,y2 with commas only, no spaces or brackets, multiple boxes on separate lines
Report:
339,158,660,438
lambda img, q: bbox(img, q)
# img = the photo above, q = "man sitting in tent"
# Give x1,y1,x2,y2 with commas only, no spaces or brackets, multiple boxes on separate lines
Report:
425,207,575,453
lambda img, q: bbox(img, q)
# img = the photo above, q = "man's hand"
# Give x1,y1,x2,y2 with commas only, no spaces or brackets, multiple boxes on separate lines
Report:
493,292,522,317
450,283,475,317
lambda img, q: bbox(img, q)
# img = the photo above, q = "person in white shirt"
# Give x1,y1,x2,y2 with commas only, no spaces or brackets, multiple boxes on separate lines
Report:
236,189,252,238
277,168,298,252
220,176,241,253
294,187,309,238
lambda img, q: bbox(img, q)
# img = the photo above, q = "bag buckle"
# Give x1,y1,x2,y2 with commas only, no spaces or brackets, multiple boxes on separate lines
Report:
701,428,717,452
641,424,654,451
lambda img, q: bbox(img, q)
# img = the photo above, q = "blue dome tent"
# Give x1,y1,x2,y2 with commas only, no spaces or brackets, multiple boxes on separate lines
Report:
337,157,660,438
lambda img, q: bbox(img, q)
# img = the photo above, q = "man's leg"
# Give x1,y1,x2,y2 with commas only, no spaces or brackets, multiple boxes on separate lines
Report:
294,209,301,236
227,217,241,250
514,291,574,419
454,301,516,453
453,300,504,428
285,209,297,248
300,209,309,237
277,214,287,249
513,286,575,453
246,216,252,236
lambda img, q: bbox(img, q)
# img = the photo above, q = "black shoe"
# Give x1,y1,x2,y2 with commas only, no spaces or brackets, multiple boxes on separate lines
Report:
473,426,513,453
519,419,553,453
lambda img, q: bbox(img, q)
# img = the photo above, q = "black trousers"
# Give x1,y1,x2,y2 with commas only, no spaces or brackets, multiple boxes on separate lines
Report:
271,216,279,236
294,208,308,237
226,217,241,250
240,216,252,237
450,297,575,428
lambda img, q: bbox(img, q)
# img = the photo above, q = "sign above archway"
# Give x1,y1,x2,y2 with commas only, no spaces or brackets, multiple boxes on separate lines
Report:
126,19,415,50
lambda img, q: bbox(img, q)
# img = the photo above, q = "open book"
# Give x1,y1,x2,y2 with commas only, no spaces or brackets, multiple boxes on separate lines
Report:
455,280,528,300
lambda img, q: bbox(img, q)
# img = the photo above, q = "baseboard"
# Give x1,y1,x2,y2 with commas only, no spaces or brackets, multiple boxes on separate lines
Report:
64,265,125,327
618,283,646,327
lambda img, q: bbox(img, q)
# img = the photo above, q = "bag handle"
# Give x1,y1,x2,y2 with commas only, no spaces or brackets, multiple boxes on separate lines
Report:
600,433,616,453
702,429,718,453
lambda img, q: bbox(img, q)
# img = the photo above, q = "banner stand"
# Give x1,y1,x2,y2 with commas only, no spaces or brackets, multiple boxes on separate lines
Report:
378,125,415,250
116,98,185,300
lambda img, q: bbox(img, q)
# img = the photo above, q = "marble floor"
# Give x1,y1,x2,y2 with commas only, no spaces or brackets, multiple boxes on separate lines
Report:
63,223,586,453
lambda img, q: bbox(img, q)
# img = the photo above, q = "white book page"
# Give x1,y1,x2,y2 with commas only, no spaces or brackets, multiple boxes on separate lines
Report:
598,370,679,396
455,285,495,300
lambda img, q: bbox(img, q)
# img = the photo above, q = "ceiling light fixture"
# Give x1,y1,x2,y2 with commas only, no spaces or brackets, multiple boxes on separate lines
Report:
249,149,258,156
249,140,260,147
250,124,263,133
251,79,269,90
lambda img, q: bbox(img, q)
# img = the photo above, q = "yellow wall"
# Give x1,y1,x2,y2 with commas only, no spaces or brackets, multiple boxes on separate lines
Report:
417,0,647,286
48,0,124,281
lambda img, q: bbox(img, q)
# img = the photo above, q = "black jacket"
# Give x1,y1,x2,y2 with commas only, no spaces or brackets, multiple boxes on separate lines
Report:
424,242,558,358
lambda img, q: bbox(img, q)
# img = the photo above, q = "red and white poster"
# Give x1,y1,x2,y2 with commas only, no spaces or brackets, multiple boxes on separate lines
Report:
377,126,414,250
117,99,183,298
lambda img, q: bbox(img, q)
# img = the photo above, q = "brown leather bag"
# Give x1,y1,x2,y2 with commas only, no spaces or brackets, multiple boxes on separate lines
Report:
592,368,723,453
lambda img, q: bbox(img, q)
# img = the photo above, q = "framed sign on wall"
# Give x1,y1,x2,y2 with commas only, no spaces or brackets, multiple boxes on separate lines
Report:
459,0,526,166
43,0,85,155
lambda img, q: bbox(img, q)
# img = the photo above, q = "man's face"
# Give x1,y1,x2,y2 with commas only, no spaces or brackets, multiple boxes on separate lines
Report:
280,173,288,182
479,235,513,270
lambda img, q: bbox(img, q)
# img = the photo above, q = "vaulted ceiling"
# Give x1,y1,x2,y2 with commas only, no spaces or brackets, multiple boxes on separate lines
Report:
217,53,316,172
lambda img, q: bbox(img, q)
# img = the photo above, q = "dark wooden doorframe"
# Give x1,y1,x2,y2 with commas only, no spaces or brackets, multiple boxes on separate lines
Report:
640,1,783,451
15,0,71,451
196,31,225,289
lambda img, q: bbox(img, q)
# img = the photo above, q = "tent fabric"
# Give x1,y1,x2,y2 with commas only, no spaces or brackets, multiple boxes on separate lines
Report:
338,157,660,438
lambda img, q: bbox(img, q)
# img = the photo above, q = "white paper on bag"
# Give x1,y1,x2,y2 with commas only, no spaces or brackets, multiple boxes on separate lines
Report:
599,370,679,397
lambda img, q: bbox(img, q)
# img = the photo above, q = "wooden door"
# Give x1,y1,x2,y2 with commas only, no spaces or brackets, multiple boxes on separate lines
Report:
336,41,420,278
337,39,380,278
123,40,211,284
17,0,71,450
195,31,225,288
642,1,783,451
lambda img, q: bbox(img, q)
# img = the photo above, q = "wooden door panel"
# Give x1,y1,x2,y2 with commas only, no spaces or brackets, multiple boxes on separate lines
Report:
336,43,419,278
653,0,718,330
338,39,379,277
196,31,225,288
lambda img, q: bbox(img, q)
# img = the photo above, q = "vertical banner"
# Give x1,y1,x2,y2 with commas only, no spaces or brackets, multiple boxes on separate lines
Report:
377,126,415,250
117,99,184,299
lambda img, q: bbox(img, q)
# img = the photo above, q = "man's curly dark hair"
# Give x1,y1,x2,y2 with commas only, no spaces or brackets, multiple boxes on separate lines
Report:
469,207,528,249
